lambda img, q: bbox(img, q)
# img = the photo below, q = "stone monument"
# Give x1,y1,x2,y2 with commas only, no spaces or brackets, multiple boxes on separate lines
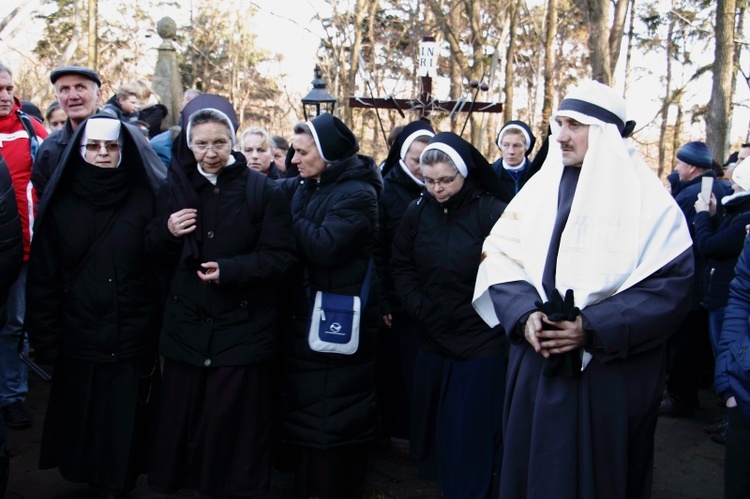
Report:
151,17,184,128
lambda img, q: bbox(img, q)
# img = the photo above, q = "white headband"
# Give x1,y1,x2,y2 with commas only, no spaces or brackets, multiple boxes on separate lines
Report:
421,142,468,177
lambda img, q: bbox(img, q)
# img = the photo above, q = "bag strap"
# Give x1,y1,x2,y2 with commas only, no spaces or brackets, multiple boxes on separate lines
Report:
359,258,374,308
16,110,39,163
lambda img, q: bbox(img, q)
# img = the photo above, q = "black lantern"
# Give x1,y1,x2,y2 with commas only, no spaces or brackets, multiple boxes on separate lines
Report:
301,65,337,120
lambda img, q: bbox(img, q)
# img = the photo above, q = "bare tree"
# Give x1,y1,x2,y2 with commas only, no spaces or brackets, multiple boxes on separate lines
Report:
706,0,736,163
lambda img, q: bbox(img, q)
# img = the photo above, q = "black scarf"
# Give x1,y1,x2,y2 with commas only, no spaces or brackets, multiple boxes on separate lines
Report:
69,157,130,209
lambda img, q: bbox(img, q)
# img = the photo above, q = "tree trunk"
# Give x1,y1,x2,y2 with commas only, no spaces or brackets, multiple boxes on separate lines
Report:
87,0,97,70
706,0,736,164
503,1,518,125
623,0,636,98
62,0,82,64
582,0,612,84
657,6,675,179
609,0,630,78
541,0,558,133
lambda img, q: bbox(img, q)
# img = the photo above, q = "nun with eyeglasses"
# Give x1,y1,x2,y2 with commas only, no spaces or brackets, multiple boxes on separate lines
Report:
25,113,166,498
279,113,382,498
390,132,508,499
145,95,296,497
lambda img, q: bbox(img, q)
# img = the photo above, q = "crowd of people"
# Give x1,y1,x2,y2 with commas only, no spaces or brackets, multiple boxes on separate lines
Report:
0,59,748,499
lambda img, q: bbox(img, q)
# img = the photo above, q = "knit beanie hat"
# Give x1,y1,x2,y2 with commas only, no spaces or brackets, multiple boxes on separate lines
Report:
307,113,359,163
496,120,536,156
677,141,713,170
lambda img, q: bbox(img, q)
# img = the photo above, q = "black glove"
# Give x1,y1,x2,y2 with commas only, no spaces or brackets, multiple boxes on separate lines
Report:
534,288,582,378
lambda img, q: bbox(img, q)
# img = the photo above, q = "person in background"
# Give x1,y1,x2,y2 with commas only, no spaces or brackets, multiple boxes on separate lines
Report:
32,66,103,199
662,141,727,419
391,132,508,498
0,62,48,430
26,115,166,498
146,95,296,498
148,89,202,167
272,135,289,176
45,101,66,133
473,80,693,499
714,233,750,498
279,113,381,498
491,120,540,202
0,150,24,499
240,126,280,178
375,120,433,444
692,158,750,445
102,83,141,124
20,101,43,124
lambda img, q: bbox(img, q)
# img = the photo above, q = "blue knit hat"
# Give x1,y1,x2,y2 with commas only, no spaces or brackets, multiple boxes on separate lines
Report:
677,141,713,170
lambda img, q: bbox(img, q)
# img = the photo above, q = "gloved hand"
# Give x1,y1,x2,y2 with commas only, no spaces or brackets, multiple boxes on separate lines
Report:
534,288,582,379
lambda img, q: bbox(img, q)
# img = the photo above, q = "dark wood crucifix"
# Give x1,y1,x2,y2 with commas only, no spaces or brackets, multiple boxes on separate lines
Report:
348,37,503,136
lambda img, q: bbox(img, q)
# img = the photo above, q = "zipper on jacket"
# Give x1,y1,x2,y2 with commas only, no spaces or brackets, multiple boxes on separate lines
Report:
708,267,715,295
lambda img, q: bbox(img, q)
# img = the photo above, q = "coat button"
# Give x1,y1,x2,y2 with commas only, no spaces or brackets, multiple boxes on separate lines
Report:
204,359,212,367
240,300,248,308
207,231,214,239
213,186,220,194
173,295,178,302
108,278,113,283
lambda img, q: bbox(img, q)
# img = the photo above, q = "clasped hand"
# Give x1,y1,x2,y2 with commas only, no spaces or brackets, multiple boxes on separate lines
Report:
525,311,584,358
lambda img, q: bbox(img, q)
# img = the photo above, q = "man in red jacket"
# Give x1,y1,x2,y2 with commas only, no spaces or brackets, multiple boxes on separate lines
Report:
0,62,48,429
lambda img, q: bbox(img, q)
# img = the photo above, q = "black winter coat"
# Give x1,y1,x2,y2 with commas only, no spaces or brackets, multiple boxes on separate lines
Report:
26,123,164,363
391,178,507,360
279,154,382,449
0,155,22,304
31,120,74,200
377,161,423,315
673,171,727,308
694,192,750,310
148,152,297,368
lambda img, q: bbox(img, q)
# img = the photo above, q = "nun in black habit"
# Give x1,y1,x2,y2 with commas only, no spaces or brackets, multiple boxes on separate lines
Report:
390,132,508,499
25,114,166,497
146,95,296,497
279,113,382,498
375,120,434,440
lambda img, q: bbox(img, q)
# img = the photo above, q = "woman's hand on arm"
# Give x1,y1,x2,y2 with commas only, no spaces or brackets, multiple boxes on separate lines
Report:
168,208,198,237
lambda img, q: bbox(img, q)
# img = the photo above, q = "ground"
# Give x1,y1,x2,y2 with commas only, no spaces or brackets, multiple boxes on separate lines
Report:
4,376,724,498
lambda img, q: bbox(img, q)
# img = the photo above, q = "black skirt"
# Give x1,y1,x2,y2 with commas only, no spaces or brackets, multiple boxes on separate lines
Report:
39,355,159,494
148,359,273,497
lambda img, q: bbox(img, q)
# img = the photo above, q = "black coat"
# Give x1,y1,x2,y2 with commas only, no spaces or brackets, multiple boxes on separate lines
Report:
32,120,74,200
0,154,22,304
148,152,297,368
377,161,424,315
694,192,750,310
279,154,383,449
391,178,507,360
26,121,164,363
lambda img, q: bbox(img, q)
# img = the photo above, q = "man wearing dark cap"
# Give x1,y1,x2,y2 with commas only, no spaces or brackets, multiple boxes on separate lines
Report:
31,66,102,198
661,140,728,418
0,62,48,429
474,81,693,498
491,120,540,202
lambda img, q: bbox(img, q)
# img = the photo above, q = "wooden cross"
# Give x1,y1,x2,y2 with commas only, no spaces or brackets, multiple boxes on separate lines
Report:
348,74,503,122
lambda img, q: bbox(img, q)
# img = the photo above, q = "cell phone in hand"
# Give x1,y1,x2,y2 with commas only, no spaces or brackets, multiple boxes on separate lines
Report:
701,176,714,203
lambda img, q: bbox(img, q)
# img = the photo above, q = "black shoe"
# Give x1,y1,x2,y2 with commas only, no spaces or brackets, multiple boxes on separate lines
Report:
2,401,32,429
703,418,728,434
658,396,695,418
710,430,727,445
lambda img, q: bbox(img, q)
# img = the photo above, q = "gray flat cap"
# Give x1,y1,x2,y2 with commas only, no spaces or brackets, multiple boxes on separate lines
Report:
50,66,102,87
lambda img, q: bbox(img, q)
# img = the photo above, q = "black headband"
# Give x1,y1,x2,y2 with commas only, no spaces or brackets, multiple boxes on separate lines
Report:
558,98,630,135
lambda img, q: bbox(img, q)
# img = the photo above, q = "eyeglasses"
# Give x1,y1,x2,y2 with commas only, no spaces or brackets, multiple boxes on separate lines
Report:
424,172,460,188
83,141,120,152
191,141,231,154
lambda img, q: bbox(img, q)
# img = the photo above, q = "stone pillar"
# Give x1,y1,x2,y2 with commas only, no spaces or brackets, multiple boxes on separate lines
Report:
151,17,184,128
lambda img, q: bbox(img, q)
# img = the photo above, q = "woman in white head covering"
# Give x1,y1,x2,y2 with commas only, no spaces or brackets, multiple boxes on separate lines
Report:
389,131,507,498
146,95,296,497
26,113,166,497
